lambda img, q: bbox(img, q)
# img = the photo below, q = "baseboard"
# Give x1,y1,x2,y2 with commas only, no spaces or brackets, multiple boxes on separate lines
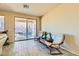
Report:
15,39,33,42
60,47,78,56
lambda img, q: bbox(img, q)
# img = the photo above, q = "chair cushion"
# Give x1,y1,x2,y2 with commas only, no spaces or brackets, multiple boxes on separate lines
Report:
51,33,64,44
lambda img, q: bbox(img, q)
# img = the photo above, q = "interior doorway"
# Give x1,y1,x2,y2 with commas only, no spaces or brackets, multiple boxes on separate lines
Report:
15,17,36,41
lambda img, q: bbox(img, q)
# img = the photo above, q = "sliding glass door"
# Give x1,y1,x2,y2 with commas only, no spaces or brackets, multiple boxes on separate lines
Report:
15,17,36,41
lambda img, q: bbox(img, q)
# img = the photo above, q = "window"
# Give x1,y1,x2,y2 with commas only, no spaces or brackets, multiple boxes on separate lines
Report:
0,16,4,32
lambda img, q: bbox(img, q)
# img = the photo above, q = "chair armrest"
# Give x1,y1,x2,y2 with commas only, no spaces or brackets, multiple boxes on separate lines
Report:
50,43,60,47
50,43,60,48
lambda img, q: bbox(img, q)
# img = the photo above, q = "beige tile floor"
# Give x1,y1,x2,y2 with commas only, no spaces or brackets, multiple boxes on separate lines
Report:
2,40,76,56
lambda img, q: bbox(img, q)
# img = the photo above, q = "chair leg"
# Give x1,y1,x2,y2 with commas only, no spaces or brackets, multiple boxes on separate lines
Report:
49,47,52,54
49,48,63,55
55,48,62,54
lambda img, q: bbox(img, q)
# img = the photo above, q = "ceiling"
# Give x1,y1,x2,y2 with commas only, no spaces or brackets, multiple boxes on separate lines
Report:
0,3,60,16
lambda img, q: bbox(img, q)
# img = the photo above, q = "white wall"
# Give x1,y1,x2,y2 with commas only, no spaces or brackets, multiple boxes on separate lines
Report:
42,4,79,55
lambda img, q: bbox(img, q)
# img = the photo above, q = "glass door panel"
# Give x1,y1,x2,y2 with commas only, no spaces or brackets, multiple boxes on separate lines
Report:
15,17,27,41
27,19,36,39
